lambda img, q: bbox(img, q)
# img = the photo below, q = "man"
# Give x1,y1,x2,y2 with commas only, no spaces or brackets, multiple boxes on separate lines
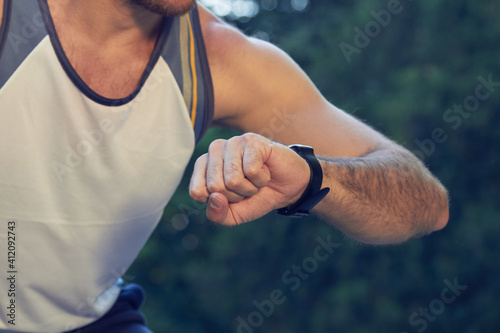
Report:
0,0,448,332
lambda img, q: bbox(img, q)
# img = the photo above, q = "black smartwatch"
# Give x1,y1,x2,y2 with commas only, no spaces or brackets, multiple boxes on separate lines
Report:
277,145,330,217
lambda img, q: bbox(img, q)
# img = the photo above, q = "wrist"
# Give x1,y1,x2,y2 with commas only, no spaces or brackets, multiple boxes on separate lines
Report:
277,145,330,217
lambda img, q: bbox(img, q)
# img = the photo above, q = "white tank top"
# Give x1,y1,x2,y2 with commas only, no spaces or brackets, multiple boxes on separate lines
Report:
0,0,213,331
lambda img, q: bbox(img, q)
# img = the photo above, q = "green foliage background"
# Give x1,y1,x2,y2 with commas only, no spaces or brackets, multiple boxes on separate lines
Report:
128,0,500,332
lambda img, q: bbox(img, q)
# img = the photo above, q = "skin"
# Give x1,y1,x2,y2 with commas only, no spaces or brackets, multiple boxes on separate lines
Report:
194,8,449,244
125,0,195,17
0,0,3,28
46,0,168,98
0,0,449,245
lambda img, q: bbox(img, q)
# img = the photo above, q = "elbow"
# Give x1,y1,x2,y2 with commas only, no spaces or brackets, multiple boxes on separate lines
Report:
407,204,448,243
367,204,450,246
433,201,449,232
412,190,449,239
432,186,450,232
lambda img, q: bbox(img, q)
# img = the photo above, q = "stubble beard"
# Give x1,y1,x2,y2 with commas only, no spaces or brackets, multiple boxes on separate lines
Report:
126,0,196,17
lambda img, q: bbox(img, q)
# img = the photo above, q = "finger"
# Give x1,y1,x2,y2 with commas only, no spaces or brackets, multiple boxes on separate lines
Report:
223,138,260,197
206,140,245,203
189,154,210,203
242,141,271,188
206,192,234,225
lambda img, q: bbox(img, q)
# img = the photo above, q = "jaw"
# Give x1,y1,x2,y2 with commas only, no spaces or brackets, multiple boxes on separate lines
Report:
125,0,196,17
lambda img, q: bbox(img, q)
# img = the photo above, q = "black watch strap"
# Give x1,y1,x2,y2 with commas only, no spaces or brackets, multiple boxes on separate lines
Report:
277,145,330,217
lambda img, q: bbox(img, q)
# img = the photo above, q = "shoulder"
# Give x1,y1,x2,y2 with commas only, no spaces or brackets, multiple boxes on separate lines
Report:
197,5,253,123
195,4,388,157
197,5,279,78
197,5,248,63
197,4,255,97
197,5,312,128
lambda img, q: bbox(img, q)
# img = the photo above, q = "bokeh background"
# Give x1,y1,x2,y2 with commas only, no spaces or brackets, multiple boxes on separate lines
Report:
127,0,500,332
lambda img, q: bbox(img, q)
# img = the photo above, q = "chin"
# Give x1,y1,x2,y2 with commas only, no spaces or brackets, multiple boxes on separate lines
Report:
130,0,196,17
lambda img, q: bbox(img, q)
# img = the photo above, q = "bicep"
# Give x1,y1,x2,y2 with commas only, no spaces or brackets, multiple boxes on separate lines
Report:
200,6,394,158
264,99,393,158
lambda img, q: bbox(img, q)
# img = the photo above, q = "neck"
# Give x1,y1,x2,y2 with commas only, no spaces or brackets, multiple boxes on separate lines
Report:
48,0,163,47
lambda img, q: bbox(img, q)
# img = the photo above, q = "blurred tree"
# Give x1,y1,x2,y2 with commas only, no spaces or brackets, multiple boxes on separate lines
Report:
128,0,500,332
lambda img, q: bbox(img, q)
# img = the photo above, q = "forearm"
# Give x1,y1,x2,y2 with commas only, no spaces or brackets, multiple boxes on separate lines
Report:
314,147,449,245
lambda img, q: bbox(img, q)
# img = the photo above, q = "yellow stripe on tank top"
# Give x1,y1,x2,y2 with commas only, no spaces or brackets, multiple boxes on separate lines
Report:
187,14,198,128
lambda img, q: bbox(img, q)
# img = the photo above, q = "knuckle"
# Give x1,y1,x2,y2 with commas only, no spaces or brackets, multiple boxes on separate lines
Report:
224,162,243,189
226,136,241,146
244,165,260,179
242,132,260,144
194,153,207,166
207,182,224,194
224,175,241,191
189,188,207,202
208,139,226,153
225,160,241,174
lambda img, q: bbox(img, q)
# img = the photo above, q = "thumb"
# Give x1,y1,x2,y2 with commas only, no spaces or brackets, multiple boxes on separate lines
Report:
206,193,231,225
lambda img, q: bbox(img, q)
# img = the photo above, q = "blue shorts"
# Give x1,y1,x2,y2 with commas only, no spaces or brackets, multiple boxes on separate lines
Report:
65,284,153,333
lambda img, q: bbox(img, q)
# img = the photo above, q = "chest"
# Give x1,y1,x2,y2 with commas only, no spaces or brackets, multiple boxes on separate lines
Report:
69,50,151,99
0,36,197,218
52,25,157,100
63,32,159,99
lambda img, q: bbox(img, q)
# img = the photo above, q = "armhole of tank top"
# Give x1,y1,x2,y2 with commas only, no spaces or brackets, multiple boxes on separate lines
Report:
191,3,214,143
0,0,12,59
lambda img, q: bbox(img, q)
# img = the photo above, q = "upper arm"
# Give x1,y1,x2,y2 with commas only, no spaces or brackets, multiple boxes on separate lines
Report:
198,5,396,158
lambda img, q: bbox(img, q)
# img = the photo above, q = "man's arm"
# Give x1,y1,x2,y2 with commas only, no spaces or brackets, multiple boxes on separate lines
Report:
0,0,4,28
191,6,449,245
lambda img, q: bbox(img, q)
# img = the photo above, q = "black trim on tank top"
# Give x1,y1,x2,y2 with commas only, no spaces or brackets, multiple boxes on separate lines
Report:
191,3,214,143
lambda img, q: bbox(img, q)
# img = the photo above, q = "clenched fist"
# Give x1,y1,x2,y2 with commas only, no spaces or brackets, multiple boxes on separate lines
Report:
189,133,311,225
